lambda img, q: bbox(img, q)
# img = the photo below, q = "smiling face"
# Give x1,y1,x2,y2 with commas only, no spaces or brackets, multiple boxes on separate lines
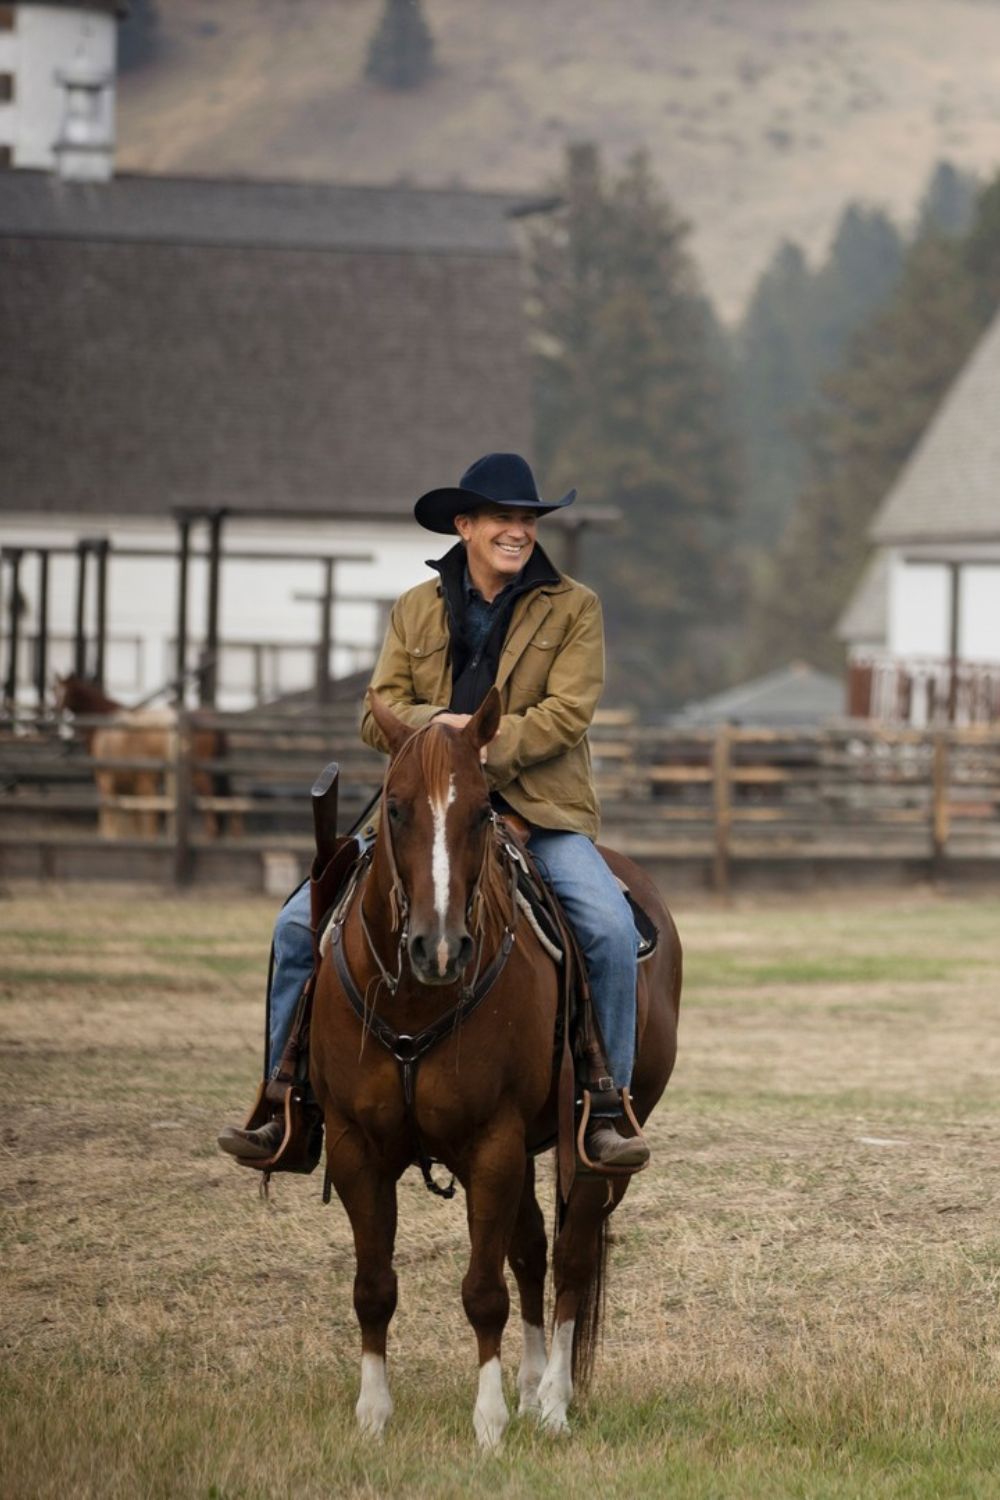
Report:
454,505,538,600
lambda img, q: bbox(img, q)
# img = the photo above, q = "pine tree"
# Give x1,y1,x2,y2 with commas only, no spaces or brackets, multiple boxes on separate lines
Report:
365,0,435,91
750,234,980,671
916,160,979,240
734,207,904,554
529,145,743,708
118,0,162,73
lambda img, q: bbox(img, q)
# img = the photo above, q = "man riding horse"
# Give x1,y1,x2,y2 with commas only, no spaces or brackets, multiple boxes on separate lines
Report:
219,452,648,1171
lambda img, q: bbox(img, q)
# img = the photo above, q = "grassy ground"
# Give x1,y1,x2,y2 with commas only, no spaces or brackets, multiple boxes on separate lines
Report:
1,882,998,1498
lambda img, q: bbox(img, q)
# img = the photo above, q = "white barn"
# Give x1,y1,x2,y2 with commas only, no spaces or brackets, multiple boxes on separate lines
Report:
0,171,545,709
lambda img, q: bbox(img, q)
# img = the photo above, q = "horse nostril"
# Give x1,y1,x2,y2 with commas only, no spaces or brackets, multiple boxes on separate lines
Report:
457,935,474,971
409,934,428,968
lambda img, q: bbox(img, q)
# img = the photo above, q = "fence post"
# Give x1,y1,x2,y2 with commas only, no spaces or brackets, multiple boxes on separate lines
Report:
931,732,950,876
173,709,194,886
712,724,733,897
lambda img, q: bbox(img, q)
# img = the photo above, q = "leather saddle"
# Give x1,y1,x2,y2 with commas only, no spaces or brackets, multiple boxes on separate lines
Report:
241,768,652,1186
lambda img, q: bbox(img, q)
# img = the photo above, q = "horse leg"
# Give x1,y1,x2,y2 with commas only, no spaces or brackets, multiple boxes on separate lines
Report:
461,1119,527,1450
136,772,159,838
95,771,114,838
505,1156,548,1415
538,1174,630,1434
326,1119,399,1437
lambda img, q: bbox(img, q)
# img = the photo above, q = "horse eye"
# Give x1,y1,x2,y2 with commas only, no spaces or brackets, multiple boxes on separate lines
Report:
476,805,492,828
387,801,402,823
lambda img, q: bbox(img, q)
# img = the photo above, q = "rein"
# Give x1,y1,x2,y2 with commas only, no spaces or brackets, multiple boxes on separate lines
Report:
327,731,520,1199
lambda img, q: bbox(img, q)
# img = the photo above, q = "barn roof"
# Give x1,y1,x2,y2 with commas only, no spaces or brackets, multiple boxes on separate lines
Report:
0,171,548,257
0,173,543,521
870,303,1000,545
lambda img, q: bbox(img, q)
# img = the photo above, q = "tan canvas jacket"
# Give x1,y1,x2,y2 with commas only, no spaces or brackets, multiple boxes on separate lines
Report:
360,569,604,838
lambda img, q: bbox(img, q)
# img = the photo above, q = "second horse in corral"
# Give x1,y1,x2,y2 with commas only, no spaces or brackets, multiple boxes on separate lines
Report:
53,674,232,839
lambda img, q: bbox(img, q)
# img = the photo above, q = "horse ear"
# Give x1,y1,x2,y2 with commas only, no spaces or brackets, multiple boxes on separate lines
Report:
465,687,502,751
367,691,414,759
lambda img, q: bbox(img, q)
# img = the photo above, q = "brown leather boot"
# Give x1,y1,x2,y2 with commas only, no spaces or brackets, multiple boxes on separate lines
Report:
584,1118,650,1169
217,1117,283,1161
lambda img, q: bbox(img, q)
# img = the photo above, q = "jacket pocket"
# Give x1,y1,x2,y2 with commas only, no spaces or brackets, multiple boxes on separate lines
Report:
408,633,450,702
509,625,567,695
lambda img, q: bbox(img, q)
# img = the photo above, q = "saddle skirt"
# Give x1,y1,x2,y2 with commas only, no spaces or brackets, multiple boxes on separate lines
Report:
500,825,659,967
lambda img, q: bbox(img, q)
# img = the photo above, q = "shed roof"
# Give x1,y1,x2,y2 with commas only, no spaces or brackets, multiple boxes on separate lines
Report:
668,662,843,727
0,173,539,520
870,304,1000,544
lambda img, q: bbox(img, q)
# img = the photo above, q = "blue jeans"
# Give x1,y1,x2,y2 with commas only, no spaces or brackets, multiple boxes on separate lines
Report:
526,830,639,1111
268,879,313,1077
267,833,639,1106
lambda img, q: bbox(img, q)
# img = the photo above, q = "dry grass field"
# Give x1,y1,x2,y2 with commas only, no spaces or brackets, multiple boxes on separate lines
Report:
1,881,999,1498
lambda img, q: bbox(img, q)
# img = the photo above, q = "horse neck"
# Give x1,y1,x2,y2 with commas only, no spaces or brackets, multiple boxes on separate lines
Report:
67,681,122,716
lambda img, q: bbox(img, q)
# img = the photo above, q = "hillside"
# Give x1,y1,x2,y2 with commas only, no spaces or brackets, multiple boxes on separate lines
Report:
116,0,1000,319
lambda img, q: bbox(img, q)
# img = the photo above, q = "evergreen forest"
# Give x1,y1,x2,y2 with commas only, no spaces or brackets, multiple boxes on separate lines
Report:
529,150,997,711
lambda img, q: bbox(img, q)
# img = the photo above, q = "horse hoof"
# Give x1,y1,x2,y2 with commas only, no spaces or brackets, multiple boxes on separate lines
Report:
540,1407,571,1436
355,1401,392,1438
356,1354,393,1437
474,1357,509,1449
474,1413,508,1451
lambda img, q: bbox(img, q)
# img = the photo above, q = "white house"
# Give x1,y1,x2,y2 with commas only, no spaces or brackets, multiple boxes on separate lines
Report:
0,0,119,175
838,304,1000,725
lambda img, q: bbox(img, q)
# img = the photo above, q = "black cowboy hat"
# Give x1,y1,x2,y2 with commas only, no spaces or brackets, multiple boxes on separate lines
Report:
414,452,576,535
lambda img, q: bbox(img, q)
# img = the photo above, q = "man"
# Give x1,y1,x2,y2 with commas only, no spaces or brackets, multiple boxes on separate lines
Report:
220,453,647,1169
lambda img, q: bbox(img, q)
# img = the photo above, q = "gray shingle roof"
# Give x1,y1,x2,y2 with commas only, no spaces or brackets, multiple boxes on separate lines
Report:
0,174,536,519
668,662,844,727
870,304,1000,544
0,172,542,256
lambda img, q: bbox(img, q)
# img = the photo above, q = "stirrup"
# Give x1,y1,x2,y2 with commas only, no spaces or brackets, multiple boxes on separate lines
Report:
232,1078,323,1176
576,1086,649,1177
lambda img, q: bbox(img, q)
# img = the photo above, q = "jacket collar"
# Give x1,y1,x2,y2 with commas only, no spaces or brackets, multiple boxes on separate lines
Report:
427,540,564,608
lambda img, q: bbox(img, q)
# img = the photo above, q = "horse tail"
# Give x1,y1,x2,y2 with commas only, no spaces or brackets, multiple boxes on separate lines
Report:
572,1213,609,1392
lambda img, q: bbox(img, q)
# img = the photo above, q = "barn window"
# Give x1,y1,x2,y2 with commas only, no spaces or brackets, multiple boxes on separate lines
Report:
0,73,13,103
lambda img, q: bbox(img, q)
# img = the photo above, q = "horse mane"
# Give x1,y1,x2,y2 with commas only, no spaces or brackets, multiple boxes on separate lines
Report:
418,721,454,807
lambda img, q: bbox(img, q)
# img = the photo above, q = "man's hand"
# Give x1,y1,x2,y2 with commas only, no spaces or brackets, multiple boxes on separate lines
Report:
434,711,494,763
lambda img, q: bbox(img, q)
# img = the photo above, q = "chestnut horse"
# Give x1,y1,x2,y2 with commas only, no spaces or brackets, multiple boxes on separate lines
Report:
310,689,681,1448
53,674,231,839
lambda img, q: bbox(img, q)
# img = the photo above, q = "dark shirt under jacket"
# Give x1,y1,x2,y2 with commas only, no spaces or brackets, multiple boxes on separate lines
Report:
428,541,561,716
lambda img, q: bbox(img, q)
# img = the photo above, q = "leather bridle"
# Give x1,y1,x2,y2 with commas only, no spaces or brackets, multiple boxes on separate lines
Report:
326,726,519,1197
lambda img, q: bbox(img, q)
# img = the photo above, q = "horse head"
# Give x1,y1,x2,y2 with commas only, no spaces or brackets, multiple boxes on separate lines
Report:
52,673,119,717
367,688,502,987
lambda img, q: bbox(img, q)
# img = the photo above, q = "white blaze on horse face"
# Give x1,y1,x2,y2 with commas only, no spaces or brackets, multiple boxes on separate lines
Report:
473,1355,509,1450
356,1352,393,1436
429,773,457,973
537,1318,575,1434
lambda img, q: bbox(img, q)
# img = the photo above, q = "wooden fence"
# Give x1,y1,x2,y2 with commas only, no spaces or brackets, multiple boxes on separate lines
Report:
2,708,999,890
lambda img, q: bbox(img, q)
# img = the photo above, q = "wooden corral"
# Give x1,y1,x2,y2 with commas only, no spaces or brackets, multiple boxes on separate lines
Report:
2,708,999,891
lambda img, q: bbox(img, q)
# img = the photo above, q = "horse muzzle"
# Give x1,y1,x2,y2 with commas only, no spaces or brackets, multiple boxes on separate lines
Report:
408,930,475,986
